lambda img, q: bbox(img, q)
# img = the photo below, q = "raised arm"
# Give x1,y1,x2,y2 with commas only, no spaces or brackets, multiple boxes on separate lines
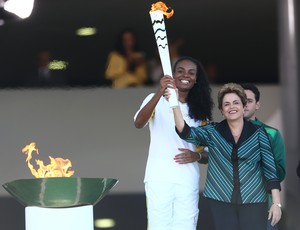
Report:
172,106,185,133
134,75,174,128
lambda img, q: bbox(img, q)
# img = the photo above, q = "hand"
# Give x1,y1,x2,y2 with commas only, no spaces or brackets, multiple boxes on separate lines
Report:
174,148,200,164
158,75,175,96
268,203,282,226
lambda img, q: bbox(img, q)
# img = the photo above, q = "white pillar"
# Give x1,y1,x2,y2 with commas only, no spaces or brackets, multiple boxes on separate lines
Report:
278,0,300,229
25,205,94,230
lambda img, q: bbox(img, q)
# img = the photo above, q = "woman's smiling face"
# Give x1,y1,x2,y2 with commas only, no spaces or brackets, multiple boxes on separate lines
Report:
221,93,245,121
173,59,197,92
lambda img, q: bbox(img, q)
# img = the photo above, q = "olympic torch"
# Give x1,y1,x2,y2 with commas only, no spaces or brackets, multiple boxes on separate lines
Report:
149,1,178,107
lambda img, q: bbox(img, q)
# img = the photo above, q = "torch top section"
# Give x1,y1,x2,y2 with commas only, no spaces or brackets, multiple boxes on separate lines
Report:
150,1,174,19
3,177,118,208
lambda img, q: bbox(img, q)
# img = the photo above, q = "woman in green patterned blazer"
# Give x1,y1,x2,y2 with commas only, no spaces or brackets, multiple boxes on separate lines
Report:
168,83,282,230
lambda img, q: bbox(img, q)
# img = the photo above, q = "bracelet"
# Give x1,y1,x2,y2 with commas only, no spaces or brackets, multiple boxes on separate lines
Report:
273,203,282,208
197,152,202,161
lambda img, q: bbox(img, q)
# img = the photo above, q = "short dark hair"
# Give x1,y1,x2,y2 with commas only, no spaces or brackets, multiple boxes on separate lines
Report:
218,83,247,110
240,83,260,102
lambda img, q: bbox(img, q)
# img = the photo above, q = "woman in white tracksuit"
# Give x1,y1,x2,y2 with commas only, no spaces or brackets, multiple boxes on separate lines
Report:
134,56,214,230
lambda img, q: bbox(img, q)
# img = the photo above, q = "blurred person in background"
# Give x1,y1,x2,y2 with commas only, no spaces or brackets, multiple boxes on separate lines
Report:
26,50,67,87
148,37,184,86
104,28,147,88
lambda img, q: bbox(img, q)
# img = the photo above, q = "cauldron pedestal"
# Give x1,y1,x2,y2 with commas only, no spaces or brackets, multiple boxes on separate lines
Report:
3,177,118,230
26,205,93,230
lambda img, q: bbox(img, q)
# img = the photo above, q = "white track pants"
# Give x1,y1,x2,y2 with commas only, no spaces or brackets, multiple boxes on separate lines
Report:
145,181,199,230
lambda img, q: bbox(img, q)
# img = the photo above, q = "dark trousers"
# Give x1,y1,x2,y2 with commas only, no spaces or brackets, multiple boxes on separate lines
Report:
207,198,268,230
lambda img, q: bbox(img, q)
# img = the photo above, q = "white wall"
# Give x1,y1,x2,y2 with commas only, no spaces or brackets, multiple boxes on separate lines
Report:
0,85,282,196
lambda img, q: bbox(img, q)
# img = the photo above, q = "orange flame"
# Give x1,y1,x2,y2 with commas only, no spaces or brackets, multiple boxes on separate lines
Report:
22,142,74,178
150,1,174,19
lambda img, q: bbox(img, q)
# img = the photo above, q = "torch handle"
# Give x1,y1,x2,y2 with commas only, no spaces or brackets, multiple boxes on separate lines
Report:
159,50,178,107
150,10,179,107
167,88,178,108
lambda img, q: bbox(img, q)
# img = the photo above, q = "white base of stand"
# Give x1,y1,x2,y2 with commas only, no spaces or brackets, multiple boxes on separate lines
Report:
25,205,93,230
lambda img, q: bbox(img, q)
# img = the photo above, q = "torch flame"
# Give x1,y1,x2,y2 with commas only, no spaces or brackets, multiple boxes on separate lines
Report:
22,142,74,178
150,1,174,19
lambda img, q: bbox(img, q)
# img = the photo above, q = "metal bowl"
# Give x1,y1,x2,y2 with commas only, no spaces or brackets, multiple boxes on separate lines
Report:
2,177,118,208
